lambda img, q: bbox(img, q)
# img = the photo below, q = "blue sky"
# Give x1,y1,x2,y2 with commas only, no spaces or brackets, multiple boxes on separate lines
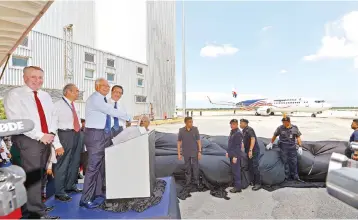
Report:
174,1,358,108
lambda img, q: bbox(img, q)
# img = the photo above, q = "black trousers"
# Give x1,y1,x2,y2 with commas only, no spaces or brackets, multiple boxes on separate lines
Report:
184,156,200,185
12,135,50,217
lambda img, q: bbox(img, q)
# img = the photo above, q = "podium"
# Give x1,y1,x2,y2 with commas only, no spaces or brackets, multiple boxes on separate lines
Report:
105,127,156,199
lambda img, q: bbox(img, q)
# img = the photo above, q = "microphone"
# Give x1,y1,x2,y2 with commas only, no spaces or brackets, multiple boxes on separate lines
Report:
0,119,35,137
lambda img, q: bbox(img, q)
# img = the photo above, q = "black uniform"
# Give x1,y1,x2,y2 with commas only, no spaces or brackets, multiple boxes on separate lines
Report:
274,124,301,180
242,125,261,186
178,126,200,185
227,128,243,189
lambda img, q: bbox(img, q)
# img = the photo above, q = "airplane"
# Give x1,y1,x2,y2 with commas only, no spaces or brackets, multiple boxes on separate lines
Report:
207,94,332,117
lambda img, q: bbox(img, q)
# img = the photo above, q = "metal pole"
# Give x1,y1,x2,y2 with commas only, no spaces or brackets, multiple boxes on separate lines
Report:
182,0,186,117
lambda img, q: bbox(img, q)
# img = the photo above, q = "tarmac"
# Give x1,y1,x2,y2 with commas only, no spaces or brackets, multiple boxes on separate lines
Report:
154,114,358,219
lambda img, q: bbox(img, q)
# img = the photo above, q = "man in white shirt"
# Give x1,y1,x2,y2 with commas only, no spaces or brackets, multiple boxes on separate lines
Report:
80,78,130,209
52,83,83,202
108,85,127,138
4,66,60,219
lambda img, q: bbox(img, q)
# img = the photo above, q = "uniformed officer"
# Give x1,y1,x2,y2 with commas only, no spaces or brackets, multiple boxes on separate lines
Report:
239,119,261,190
347,119,358,160
177,117,202,187
226,119,243,193
266,117,303,181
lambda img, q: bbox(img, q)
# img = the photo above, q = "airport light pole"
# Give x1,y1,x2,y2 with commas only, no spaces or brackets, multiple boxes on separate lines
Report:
182,0,186,117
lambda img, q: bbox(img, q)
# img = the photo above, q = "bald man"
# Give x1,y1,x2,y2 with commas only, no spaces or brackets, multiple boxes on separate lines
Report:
80,78,131,209
4,66,60,219
139,115,150,131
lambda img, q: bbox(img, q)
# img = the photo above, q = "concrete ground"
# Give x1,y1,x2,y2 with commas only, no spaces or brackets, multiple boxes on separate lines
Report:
154,114,358,219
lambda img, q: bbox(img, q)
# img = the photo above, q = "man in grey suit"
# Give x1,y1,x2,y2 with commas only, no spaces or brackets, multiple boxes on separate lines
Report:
79,78,131,209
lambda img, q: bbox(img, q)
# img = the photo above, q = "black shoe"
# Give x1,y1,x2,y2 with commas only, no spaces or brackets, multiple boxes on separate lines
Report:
252,184,262,191
65,188,83,193
229,187,242,193
40,215,60,219
45,206,54,212
55,195,72,202
294,177,305,183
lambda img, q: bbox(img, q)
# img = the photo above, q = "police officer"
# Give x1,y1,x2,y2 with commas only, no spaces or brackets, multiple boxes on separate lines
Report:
266,117,303,181
346,119,358,160
239,119,261,190
226,119,243,193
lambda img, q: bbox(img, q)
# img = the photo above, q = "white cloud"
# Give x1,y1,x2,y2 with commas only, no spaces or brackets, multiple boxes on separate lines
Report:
280,69,288,73
261,26,272,31
200,44,239,58
303,11,358,68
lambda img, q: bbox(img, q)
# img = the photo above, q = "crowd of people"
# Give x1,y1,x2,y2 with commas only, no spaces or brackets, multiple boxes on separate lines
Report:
0,66,150,219
1,65,358,219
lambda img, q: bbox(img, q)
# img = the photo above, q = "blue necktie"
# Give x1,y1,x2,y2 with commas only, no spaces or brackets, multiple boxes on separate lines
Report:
113,102,120,130
104,97,111,133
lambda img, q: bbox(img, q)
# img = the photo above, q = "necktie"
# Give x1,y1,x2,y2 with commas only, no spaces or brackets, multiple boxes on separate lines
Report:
33,91,49,133
104,97,111,133
113,102,119,130
71,102,81,132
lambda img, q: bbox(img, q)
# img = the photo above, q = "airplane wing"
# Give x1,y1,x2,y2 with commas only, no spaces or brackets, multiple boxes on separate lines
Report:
206,96,237,106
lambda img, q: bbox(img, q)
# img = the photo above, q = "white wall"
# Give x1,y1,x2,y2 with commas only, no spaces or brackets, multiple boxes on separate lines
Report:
94,0,147,64
33,0,96,47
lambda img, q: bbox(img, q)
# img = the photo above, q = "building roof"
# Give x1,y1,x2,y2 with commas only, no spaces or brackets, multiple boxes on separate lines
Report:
0,0,53,67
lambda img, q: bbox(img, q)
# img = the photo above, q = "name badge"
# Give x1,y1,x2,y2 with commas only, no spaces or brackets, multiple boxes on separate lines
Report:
289,134,293,139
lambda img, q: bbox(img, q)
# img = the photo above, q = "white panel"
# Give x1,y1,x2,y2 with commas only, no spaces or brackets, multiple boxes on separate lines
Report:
33,0,95,47
105,129,151,199
146,1,176,119
95,0,147,64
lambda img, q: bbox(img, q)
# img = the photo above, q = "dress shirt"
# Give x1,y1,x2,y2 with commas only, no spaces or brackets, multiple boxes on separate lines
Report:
46,145,57,170
85,92,130,129
4,86,61,149
53,96,81,130
0,139,10,160
108,98,126,127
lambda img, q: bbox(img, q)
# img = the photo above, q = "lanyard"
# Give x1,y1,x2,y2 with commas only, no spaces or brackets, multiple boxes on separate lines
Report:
62,97,73,110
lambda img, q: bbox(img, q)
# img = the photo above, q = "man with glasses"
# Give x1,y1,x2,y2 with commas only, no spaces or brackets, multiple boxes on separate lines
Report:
79,78,131,209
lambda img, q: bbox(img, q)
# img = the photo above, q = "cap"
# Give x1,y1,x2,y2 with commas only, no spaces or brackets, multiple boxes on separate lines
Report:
230,119,238,124
240,118,249,123
282,116,291,122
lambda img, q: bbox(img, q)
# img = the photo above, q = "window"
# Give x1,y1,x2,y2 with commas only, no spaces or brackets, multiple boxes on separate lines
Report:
135,95,147,103
107,73,115,81
85,69,94,78
107,59,115,68
137,67,143,74
12,56,28,67
85,52,95,63
137,78,144,87
20,36,29,47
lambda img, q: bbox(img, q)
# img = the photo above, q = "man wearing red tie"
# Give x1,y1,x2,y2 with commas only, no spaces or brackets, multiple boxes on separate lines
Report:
52,83,83,202
4,66,60,219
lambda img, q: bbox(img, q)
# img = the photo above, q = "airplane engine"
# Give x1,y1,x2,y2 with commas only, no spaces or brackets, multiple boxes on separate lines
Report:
256,107,273,116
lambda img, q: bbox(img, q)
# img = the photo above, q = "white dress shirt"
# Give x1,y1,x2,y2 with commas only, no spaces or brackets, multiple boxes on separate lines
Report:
46,145,57,170
0,139,10,160
53,96,81,130
4,85,61,149
85,92,130,129
108,98,127,128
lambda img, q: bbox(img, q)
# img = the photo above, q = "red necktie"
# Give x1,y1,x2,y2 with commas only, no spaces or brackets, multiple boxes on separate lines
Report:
71,102,81,132
33,91,49,133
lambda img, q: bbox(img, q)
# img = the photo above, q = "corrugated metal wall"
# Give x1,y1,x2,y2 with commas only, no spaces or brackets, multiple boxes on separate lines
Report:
146,1,176,119
33,0,96,47
0,31,148,119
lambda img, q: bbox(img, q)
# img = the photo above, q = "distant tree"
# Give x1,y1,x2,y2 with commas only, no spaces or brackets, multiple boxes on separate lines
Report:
0,99,6,119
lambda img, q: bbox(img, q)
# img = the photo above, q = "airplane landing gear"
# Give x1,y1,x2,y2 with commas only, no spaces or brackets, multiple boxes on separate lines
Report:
311,113,316,118
270,112,274,115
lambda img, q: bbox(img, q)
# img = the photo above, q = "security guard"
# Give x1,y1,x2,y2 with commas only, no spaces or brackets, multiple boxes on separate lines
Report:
226,119,243,193
239,119,261,190
266,117,303,181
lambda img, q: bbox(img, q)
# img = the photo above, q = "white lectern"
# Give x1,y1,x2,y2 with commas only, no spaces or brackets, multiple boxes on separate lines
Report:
105,126,156,199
